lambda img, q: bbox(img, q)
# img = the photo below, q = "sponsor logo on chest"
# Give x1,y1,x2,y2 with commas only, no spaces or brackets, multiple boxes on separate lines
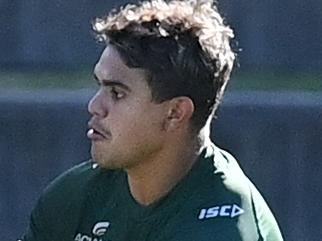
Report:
74,221,110,241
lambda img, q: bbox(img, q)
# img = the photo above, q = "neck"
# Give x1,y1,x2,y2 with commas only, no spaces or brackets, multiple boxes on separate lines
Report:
125,126,211,206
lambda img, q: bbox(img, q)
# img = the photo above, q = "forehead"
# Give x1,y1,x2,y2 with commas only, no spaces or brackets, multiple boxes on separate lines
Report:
94,45,147,86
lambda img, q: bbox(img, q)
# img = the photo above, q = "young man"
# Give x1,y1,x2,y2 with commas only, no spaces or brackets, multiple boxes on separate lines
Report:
22,0,283,240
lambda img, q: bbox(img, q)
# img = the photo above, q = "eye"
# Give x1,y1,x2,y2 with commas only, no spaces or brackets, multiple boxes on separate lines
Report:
110,88,125,100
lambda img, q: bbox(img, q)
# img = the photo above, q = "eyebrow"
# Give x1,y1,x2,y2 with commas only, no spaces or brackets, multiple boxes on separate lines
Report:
93,73,131,92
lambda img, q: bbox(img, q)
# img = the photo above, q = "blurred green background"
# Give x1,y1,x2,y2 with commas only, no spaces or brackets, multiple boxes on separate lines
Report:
1,1,321,92
1,69,321,91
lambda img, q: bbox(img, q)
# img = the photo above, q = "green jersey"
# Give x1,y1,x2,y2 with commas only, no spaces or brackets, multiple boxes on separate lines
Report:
22,144,283,241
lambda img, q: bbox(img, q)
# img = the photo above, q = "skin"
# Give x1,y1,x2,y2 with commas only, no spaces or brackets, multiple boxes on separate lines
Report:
87,45,209,205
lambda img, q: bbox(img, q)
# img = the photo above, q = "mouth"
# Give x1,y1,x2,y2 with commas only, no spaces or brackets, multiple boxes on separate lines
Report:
87,122,111,141
87,129,103,141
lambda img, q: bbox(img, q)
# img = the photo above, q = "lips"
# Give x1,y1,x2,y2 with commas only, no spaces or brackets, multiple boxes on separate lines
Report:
87,120,111,141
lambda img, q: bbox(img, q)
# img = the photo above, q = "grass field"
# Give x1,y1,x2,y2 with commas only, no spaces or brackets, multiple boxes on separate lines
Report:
0,69,321,91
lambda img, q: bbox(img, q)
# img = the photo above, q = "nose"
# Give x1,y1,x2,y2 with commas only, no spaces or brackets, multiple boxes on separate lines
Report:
88,90,108,118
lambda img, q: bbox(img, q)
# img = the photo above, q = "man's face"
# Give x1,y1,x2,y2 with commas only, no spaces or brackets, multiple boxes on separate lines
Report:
87,45,169,169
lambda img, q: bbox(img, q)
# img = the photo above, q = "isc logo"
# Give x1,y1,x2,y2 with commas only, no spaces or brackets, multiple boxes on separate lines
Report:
198,204,244,219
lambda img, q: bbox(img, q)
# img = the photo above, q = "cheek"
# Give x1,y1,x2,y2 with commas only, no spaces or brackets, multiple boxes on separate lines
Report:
112,107,164,140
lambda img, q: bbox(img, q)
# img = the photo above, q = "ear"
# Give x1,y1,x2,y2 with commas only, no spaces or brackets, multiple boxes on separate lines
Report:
164,96,195,131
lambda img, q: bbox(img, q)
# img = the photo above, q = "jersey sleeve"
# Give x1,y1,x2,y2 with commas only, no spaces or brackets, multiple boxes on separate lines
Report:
248,181,284,241
21,160,97,241
22,192,53,241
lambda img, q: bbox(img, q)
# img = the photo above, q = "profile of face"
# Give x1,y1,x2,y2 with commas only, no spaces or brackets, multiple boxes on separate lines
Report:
87,45,170,170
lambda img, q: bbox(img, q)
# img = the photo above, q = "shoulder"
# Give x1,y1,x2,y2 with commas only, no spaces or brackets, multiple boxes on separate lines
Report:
170,144,283,241
207,145,251,202
207,145,284,240
38,160,118,215
23,160,119,241
42,160,102,200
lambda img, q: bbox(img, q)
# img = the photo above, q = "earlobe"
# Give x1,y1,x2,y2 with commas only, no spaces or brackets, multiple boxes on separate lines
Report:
166,97,194,131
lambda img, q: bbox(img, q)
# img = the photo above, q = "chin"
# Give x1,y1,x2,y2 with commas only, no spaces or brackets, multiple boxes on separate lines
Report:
91,153,122,170
94,159,117,170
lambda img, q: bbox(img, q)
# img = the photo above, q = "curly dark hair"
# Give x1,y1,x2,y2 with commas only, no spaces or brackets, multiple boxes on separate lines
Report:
93,0,235,131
